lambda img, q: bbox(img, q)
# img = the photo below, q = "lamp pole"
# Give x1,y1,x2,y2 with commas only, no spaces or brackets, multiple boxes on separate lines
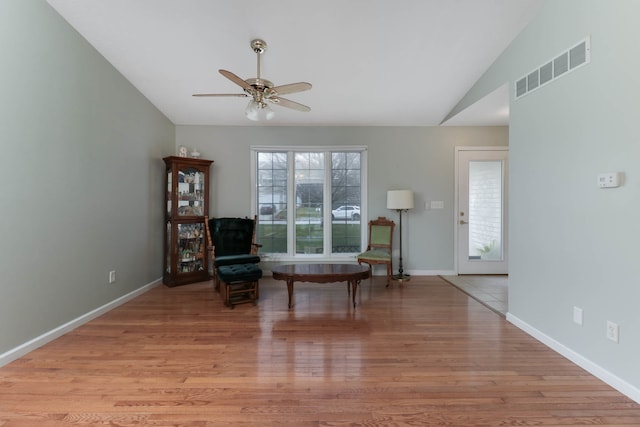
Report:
394,207,410,282
387,189,413,283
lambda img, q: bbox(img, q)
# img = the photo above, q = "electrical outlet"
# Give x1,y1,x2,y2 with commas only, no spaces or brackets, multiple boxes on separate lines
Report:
606,321,619,343
109,270,116,284
573,306,583,326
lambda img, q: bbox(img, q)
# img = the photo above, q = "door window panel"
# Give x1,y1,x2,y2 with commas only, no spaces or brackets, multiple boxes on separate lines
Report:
468,160,503,261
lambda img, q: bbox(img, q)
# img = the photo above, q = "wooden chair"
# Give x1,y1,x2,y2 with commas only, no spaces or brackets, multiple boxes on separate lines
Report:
357,216,395,287
204,216,262,307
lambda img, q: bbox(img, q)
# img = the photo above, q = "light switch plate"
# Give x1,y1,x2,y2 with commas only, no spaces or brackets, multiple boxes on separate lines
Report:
573,306,583,325
607,320,619,343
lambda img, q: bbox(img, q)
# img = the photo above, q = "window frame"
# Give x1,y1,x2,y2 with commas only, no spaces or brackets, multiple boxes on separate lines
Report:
251,145,368,261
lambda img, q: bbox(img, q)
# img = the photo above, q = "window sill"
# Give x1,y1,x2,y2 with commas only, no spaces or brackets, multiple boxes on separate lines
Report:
259,254,360,264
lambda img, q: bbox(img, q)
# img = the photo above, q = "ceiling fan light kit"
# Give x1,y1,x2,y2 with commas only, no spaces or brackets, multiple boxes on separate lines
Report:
193,39,312,121
246,100,274,121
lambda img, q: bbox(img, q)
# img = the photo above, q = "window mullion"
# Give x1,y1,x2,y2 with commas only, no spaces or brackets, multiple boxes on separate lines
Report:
323,151,332,255
287,150,296,257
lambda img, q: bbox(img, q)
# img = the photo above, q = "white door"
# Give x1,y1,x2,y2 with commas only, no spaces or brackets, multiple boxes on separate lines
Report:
456,147,509,274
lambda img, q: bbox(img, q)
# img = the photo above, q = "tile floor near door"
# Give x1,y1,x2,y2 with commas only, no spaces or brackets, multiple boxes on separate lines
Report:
441,275,508,316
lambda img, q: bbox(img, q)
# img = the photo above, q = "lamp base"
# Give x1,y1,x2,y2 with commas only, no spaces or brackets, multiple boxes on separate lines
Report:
392,273,411,282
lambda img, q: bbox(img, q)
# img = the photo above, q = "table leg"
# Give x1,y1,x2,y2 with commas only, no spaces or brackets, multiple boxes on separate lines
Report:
287,279,294,309
351,279,360,308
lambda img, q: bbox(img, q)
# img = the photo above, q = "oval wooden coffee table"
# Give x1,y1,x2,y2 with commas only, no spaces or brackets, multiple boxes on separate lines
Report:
272,264,370,309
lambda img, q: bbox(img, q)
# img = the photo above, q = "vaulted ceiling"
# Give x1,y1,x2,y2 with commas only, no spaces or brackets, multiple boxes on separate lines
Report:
46,0,542,126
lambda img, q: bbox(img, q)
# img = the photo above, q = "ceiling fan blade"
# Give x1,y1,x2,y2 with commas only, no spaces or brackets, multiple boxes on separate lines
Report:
219,69,252,91
192,93,248,97
269,82,312,96
269,96,311,112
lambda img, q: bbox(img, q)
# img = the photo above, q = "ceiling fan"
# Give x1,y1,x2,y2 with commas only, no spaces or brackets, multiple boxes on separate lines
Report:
193,39,312,121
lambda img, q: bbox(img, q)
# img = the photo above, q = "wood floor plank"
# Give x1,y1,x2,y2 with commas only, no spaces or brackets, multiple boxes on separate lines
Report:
1,275,639,426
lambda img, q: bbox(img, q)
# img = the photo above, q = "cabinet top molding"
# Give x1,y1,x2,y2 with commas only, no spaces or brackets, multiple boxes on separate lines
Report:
163,156,214,166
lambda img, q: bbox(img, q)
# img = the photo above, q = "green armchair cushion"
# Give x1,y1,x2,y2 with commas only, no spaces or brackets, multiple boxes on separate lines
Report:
370,225,392,245
208,217,260,267
217,263,263,284
357,249,390,261
208,217,256,255
214,254,260,267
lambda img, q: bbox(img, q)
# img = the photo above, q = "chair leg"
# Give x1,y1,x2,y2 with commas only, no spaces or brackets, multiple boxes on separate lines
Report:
358,260,374,286
386,263,392,287
252,281,258,305
222,280,259,308
222,282,229,306
214,271,221,292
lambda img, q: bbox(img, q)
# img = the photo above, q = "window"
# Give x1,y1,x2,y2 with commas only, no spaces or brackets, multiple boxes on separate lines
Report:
252,147,367,258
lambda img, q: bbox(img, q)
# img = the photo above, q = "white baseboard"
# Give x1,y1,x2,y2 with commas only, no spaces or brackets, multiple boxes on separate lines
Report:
0,278,161,367
507,312,640,404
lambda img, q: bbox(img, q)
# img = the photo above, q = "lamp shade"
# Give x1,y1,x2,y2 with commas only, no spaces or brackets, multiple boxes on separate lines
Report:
387,190,414,210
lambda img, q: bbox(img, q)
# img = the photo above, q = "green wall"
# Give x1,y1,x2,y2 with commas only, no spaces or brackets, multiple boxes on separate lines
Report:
452,0,640,396
0,0,174,357
176,125,508,273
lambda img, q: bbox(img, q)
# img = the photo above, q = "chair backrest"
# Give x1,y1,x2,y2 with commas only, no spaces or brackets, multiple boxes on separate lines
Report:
207,216,257,257
367,216,395,251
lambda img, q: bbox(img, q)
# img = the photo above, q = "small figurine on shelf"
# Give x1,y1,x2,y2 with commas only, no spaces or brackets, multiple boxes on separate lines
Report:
178,146,188,158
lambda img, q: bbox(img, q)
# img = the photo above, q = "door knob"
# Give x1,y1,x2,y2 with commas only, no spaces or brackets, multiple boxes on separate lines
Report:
459,220,468,225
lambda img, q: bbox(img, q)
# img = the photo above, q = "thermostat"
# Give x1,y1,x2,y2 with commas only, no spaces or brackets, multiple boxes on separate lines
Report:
597,172,622,188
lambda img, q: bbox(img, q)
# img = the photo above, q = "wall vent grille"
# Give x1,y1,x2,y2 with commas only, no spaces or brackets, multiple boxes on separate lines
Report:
515,36,590,100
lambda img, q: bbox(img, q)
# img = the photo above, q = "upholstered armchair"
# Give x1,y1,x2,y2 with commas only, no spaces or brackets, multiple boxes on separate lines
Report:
205,216,262,307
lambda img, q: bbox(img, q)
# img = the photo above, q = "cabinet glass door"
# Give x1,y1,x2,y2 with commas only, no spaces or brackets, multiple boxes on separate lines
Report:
166,221,172,273
177,222,205,273
167,168,172,217
178,167,205,216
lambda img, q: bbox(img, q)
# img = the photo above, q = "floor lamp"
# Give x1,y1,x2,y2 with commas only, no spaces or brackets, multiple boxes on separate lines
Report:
387,190,414,282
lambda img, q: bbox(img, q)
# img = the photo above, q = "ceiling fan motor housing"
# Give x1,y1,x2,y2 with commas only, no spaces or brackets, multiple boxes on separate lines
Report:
245,78,273,91
250,39,267,54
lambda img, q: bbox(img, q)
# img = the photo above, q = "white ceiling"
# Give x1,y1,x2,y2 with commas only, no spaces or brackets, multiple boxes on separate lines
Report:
46,0,542,127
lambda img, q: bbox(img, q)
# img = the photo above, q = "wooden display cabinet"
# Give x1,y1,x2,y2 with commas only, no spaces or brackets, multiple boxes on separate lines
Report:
163,156,214,286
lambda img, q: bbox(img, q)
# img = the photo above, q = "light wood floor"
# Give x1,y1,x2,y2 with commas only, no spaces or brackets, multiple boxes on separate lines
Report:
1,276,639,426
